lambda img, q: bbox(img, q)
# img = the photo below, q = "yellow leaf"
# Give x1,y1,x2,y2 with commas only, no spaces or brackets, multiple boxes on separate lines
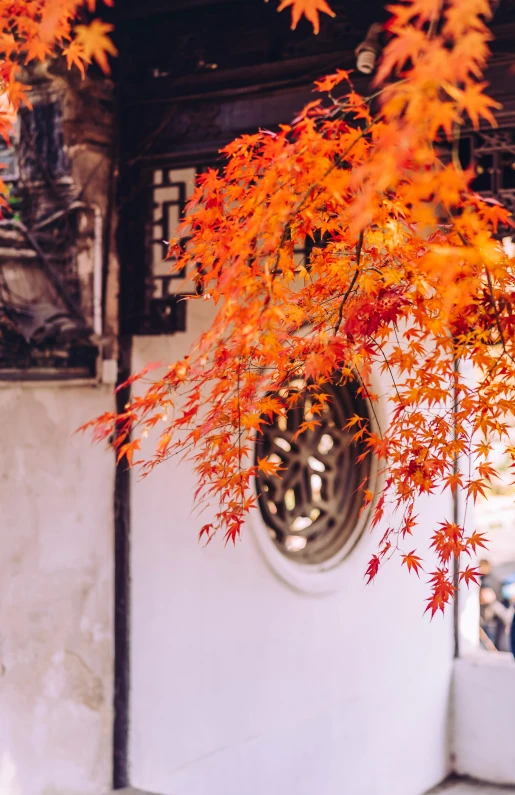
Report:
75,19,118,75
62,40,86,78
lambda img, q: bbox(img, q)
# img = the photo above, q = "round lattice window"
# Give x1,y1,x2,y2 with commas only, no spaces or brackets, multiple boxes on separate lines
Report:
254,377,373,566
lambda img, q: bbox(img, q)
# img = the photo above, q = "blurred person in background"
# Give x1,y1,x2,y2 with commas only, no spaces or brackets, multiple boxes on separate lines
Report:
479,559,514,651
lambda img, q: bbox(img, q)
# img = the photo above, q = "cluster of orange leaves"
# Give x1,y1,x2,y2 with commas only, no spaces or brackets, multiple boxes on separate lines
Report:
0,0,116,201
85,0,515,616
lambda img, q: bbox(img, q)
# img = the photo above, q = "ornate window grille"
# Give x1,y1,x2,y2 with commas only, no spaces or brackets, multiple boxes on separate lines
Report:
255,376,372,565
140,165,201,334
460,128,515,229
143,164,314,334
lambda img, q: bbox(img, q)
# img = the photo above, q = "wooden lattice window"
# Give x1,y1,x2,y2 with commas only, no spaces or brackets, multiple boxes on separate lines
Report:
459,128,515,226
139,165,203,334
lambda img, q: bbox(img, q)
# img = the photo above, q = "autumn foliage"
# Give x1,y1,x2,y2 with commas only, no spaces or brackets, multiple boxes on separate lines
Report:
83,0,515,615
0,0,116,203
274,0,336,35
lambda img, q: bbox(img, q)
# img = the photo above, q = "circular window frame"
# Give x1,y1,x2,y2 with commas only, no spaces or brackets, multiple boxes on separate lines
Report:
249,366,385,595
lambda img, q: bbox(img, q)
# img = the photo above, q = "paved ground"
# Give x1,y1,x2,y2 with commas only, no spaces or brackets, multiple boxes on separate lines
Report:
114,789,160,795
428,779,515,794
112,780,515,795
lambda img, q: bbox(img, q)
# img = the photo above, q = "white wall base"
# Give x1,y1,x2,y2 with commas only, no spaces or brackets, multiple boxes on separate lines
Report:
453,652,515,785
0,385,114,795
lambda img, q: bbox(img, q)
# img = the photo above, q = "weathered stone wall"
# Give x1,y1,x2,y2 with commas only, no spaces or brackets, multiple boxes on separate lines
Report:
7,59,119,361
57,62,119,354
0,62,117,795
0,384,114,795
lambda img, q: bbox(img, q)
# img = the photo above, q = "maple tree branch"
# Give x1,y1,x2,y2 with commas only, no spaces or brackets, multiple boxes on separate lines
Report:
452,121,462,173
334,230,364,334
269,123,373,292
449,217,514,367
351,364,384,443
236,361,246,515
368,334,403,405
269,224,292,287
484,265,507,352
328,79,408,122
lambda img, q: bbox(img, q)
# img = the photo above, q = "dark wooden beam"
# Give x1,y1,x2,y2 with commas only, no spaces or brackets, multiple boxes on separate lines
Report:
114,0,243,19
119,51,360,105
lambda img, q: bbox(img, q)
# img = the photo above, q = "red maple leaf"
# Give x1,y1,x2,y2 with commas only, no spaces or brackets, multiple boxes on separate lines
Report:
402,550,423,576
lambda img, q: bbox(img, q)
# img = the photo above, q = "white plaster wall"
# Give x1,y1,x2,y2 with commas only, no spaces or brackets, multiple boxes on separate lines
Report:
453,651,515,785
0,385,114,795
130,302,454,795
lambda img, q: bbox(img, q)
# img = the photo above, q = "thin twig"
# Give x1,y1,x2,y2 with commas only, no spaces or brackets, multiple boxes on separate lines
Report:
334,230,364,334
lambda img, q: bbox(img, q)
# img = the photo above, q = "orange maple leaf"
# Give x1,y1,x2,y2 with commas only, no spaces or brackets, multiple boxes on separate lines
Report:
466,478,489,502
386,0,445,28
443,81,501,130
425,571,456,618
443,0,492,39
292,419,322,441
63,39,86,78
275,0,335,35
75,19,118,75
459,566,481,588
314,69,352,93
374,26,427,85
257,456,283,477
465,531,489,555
402,550,423,576
116,439,141,467
25,38,53,63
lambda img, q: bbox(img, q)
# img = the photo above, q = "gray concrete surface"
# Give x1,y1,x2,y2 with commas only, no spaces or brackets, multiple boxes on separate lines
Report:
109,781,515,795
110,789,161,795
113,790,162,795
112,790,162,795
428,779,515,794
